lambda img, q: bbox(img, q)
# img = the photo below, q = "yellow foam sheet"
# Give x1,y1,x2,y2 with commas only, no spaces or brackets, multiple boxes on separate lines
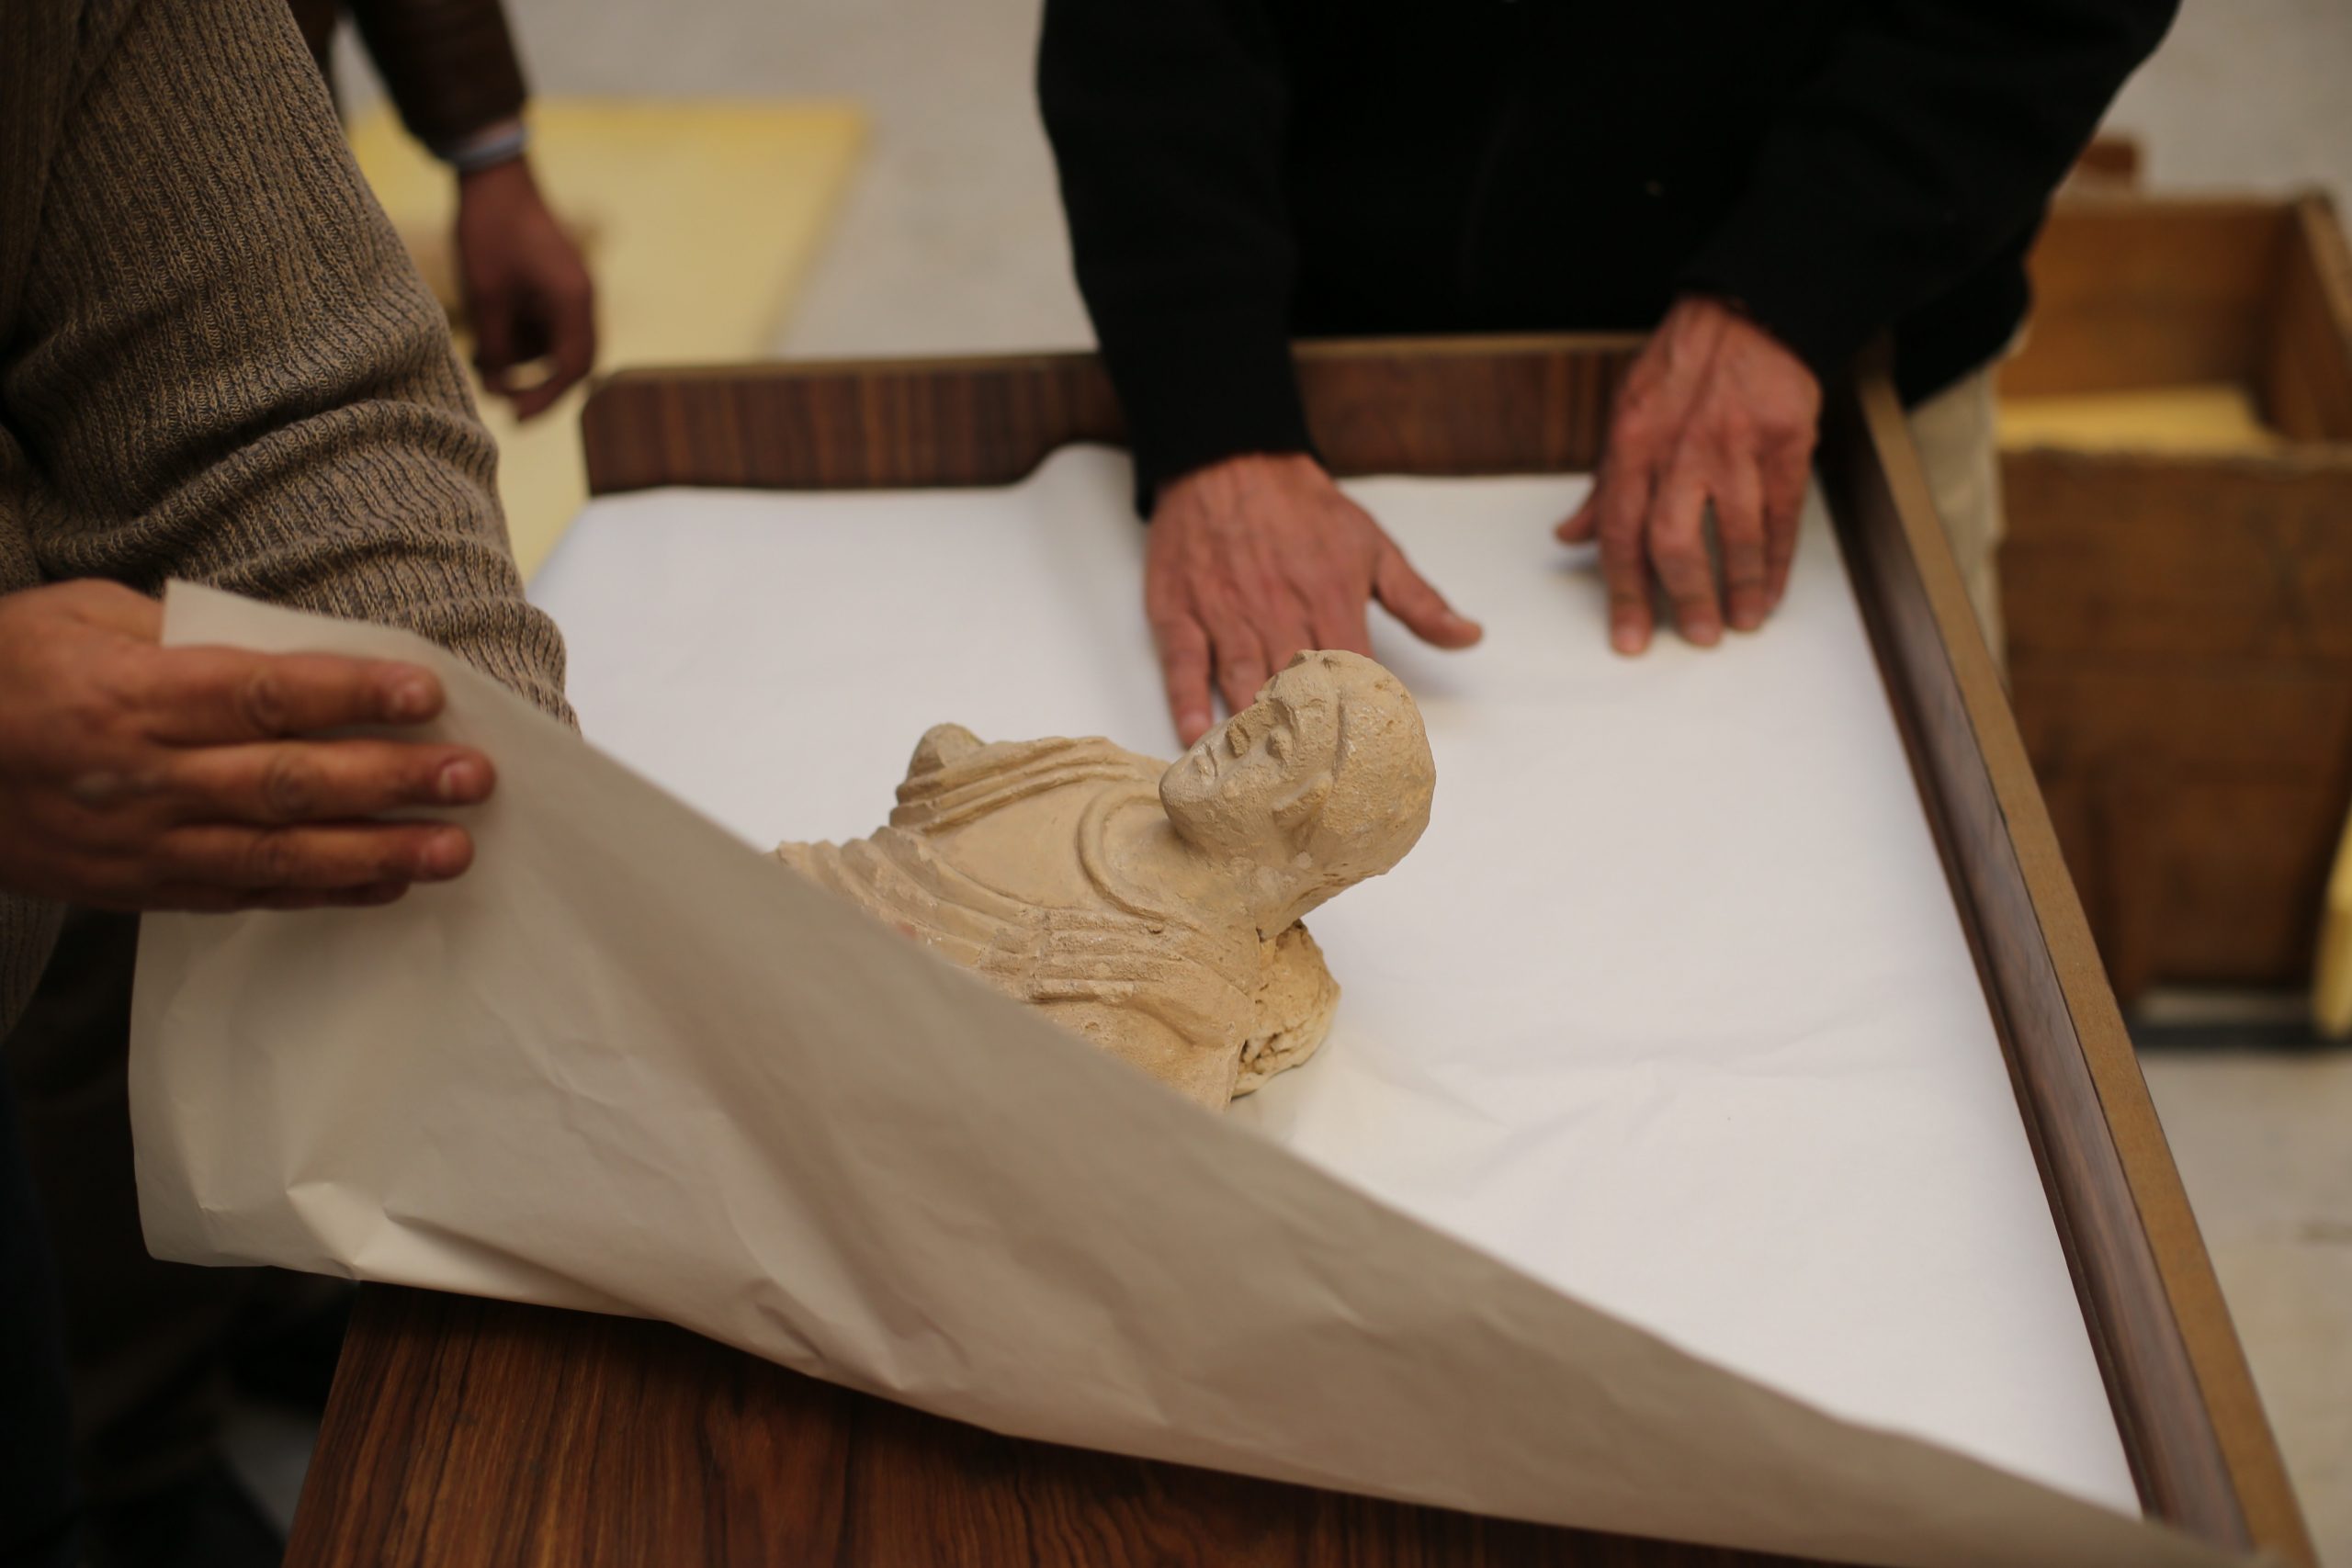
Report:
349,100,865,574
2321,815,2352,1037
1996,382,2286,456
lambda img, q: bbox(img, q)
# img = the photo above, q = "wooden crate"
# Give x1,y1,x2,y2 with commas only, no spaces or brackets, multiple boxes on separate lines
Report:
2000,191,2352,1003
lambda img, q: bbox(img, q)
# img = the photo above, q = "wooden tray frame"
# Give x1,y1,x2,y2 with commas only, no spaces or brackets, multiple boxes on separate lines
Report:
285,337,2312,1567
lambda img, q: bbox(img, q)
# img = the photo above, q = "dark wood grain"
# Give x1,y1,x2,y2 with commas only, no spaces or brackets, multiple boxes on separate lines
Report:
289,335,2305,1566
1821,353,2311,1564
288,1286,1822,1568
581,334,1640,495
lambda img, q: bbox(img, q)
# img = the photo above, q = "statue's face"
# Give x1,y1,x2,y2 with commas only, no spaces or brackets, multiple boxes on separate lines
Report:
1160,661,1340,866
1161,651,1434,924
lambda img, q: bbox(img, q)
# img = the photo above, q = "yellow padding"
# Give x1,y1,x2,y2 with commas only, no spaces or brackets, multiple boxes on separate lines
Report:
2319,811,2352,1038
1997,383,2286,456
350,99,866,575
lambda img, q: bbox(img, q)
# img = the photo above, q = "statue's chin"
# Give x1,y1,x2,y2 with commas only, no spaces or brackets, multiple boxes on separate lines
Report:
1156,783,1218,845
1159,749,1216,807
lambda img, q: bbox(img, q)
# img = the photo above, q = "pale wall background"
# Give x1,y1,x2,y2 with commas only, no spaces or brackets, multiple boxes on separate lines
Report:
334,0,2352,357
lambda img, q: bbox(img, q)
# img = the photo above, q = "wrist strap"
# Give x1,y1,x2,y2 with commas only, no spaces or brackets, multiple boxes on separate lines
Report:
439,118,530,175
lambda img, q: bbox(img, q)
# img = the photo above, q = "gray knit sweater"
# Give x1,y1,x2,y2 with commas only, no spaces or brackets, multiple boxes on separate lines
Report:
0,0,571,1034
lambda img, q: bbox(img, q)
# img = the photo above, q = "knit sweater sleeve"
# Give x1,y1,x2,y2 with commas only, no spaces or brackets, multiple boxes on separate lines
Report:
1,0,569,721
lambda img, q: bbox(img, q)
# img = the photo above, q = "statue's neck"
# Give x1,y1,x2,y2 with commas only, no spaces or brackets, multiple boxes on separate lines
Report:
1104,813,1224,910
1120,812,1324,938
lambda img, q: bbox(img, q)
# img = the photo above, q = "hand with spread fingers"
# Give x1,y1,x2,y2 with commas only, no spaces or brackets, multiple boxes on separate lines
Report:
1558,295,1821,654
0,581,496,912
456,156,597,421
1146,453,1483,746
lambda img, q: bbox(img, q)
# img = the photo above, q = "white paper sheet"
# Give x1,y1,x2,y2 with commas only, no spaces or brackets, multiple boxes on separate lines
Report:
532,446,2134,1508
123,449,2245,1567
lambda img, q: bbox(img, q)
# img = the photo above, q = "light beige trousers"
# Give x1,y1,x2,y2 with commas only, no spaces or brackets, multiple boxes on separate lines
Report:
1903,360,2007,665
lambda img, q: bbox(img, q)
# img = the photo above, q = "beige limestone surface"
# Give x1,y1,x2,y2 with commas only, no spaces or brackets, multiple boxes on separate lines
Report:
777,652,1435,1109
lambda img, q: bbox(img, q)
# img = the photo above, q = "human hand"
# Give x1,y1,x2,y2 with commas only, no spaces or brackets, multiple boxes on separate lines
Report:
0,581,496,912
455,156,596,420
1147,454,1481,746
1557,295,1821,653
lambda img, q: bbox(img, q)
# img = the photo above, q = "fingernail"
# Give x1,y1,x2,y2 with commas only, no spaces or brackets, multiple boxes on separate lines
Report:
418,829,472,880
1611,625,1644,656
1730,606,1763,633
390,676,436,722
435,758,486,803
1689,622,1723,648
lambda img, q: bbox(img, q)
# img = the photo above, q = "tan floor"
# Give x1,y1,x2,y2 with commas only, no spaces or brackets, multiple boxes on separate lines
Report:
2143,1051,2352,1560
298,4,2351,1558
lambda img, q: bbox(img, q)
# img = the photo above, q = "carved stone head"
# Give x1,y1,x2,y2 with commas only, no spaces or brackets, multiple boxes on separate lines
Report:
1159,650,1435,927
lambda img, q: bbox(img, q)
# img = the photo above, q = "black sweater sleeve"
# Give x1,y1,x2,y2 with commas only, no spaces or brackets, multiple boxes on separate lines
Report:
1038,0,1312,507
345,0,530,155
1677,0,2177,382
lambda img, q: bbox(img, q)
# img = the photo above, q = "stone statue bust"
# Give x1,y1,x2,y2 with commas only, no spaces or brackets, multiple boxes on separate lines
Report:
775,651,1435,1109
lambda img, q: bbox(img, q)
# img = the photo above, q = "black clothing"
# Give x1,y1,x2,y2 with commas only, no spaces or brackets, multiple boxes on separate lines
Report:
1039,0,2176,502
6,909,333,1542
0,1076,80,1568
84,1456,284,1568
288,0,528,154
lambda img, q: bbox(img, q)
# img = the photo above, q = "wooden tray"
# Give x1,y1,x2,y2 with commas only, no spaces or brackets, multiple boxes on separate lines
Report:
284,338,2313,1567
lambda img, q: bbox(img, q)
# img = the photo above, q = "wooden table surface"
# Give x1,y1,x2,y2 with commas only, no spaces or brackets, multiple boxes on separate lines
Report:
289,1285,1824,1568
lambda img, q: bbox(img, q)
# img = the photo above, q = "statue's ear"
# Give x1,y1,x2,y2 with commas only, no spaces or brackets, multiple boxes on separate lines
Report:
1273,772,1333,841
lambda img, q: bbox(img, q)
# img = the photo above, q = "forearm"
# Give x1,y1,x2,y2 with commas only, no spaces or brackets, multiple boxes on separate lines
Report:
5,0,568,722
1678,0,2178,380
345,0,529,155
1039,0,1312,503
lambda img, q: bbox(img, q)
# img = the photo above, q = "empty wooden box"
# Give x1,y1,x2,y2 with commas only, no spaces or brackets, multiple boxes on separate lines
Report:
1999,191,2352,1005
